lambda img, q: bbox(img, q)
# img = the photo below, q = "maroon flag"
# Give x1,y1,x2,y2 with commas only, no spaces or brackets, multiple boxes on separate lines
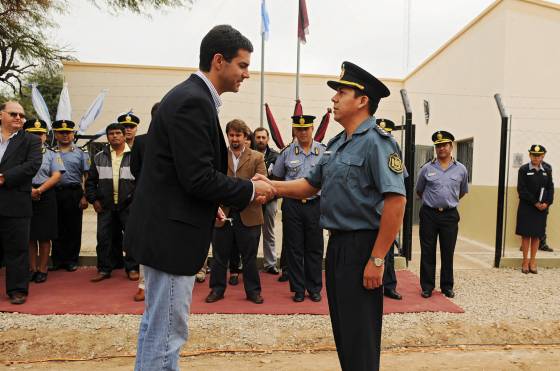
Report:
298,0,310,43
265,103,285,149
314,108,331,143
293,99,303,116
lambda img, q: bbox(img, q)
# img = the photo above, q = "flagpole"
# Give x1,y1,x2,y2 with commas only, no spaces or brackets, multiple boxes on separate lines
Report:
260,32,265,127
296,39,301,100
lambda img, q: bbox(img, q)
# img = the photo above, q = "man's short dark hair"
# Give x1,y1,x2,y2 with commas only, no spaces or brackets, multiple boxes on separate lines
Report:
254,127,269,137
199,25,253,72
225,119,249,136
150,102,160,119
106,123,125,136
353,90,380,116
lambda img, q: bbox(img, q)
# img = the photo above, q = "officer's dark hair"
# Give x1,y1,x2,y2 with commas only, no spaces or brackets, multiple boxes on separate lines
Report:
225,119,249,137
254,127,269,137
199,25,253,72
150,102,160,119
105,123,125,136
353,90,380,115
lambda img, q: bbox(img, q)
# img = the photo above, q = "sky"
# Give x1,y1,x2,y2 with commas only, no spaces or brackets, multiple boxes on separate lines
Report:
51,0,558,78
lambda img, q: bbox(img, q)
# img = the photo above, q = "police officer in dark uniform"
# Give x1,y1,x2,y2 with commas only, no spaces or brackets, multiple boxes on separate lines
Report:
258,61,406,371
272,115,325,302
516,144,554,274
51,119,90,272
376,118,403,300
416,130,469,299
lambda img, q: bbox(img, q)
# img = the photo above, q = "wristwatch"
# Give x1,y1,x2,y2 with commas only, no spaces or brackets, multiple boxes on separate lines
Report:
369,256,384,267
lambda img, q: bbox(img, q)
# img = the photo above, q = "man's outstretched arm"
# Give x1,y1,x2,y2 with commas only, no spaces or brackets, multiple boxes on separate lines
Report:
253,173,318,200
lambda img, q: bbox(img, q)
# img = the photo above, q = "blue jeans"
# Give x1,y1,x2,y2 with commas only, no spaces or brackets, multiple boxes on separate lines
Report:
135,265,195,371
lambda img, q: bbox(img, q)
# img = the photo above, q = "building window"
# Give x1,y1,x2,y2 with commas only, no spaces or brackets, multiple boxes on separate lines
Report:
456,139,473,183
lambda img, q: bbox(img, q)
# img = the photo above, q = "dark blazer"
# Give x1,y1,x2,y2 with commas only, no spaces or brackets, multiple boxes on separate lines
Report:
0,130,42,217
124,74,253,276
130,134,146,182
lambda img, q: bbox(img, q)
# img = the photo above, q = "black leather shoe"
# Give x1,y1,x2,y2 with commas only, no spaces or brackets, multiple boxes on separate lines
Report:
228,274,239,286
65,264,78,272
247,293,264,304
205,291,224,303
421,290,432,298
293,292,305,302
539,245,553,252
441,289,455,298
384,288,403,300
29,271,38,282
34,272,48,283
9,292,27,305
278,271,289,282
264,266,280,275
48,264,61,271
309,292,322,302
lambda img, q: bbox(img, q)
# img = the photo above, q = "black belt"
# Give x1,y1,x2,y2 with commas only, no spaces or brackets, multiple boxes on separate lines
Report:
287,197,320,205
424,205,456,213
56,184,82,190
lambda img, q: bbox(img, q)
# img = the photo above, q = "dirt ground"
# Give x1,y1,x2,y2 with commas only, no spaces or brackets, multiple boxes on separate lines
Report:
2,347,560,370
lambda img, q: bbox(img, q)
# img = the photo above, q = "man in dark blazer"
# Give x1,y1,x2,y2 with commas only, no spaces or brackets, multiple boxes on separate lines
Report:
125,26,275,371
0,101,42,304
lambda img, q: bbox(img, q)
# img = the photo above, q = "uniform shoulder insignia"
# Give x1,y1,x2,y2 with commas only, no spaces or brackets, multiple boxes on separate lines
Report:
388,153,404,174
373,125,390,138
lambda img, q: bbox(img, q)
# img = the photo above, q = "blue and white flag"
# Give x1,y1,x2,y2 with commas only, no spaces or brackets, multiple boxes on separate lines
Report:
78,89,108,134
30,84,52,129
56,83,72,121
261,0,270,40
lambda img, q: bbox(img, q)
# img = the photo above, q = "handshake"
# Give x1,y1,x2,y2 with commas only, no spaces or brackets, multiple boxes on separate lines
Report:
252,173,277,204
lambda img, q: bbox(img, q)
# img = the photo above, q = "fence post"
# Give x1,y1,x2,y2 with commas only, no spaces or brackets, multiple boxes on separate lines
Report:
494,94,509,268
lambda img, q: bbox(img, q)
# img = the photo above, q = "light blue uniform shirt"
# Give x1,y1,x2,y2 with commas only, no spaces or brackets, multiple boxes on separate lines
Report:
306,118,406,231
57,146,90,185
415,159,469,209
32,147,66,185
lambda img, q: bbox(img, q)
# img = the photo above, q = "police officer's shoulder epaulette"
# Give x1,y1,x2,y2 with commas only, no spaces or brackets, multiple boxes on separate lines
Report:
326,131,344,147
372,124,391,138
542,161,552,171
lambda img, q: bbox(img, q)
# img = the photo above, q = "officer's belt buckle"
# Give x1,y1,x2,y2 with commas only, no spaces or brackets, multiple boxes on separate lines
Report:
301,199,308,204
437,208,444,212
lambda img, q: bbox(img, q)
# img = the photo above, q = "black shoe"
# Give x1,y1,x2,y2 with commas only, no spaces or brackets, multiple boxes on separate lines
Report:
293,292,305,302
539,245,554,252
441,289,455,298
48,264,61,271
34,272,48,283
228,274,239,286
247,293,264,304
205,291,224,303
384,288,403,300
264,266,280,275
421,290,432,298
309,292,322,302
65,264,78,272
278,271,289,282
29,271,38,282
9,292,27,305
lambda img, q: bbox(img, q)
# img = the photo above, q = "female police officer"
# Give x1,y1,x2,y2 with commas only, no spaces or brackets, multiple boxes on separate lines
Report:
23,119,65,283
516,144,554,274
254,61,406,371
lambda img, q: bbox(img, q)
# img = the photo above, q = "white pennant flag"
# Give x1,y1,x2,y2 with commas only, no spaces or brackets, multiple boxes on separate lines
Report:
56,82,72,121
78,89,108,134
31,84,52,129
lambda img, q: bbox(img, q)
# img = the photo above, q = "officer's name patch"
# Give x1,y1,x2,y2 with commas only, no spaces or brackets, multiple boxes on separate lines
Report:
388,153,403,173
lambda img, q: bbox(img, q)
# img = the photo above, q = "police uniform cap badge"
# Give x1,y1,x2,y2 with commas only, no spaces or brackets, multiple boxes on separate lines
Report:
34,120,41,128
388,153,403,173
535,145,541,152
62,122,67,129
379,120,386,129
437,132,442,140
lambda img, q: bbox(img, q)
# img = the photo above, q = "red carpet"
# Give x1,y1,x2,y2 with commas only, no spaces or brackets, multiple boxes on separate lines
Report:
0,268,463,315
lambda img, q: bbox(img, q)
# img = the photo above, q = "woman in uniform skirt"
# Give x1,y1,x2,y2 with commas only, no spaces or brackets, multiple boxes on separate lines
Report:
24,119,65,283
516,144,554,274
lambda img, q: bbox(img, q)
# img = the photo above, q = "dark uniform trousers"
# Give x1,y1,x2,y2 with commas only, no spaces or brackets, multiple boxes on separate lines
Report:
282,198,324,294
0,216,30,296
326,229,383,371
52,185,84,266
210,211,262,296
96,206,134,274
383,242,397,290
419,205,460,292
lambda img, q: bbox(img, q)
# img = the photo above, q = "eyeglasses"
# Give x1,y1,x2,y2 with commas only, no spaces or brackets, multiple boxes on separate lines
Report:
4,112,26,119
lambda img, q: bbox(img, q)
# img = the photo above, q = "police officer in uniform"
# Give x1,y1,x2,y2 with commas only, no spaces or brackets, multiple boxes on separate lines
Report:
51,119,90,272
416,130,468,299
376,118,403,300
257,61,406,371
272,115,325,302
24,119,65,283
516,144,554,274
